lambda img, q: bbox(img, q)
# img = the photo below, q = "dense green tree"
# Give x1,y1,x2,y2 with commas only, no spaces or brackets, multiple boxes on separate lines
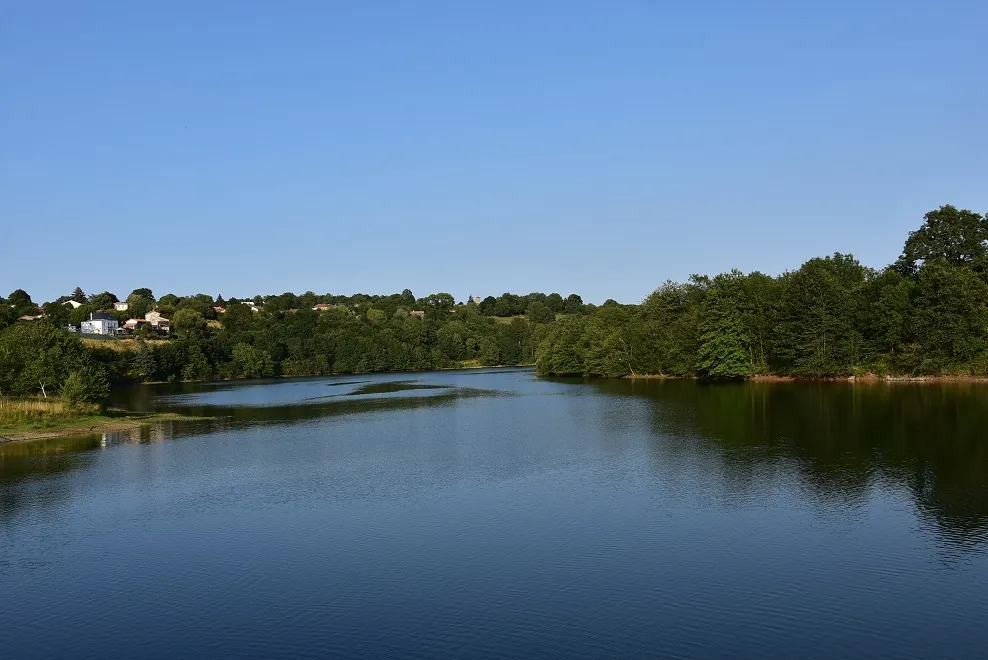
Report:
896,205,988,277
0,305,16,333
88,291,118,309
858,268,913,368
910,259,988,373
60,364,111,409
696,274,752,379
126,293,152,320
132,341,158,381
526,301,556,323
173,309,206,338
564,294,585,315
478,296,498,315
71,287,87,303
0,322,90,397
366,308,387,326
544,293,565,313
41,301,71,329
130,288,155,302
158,293,180,307
7,289,32,306
423,293,455,320
181,343,213,381
773,254,865,376
231,343,275,379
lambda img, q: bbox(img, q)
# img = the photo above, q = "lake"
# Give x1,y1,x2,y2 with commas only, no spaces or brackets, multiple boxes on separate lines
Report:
2,368,988,659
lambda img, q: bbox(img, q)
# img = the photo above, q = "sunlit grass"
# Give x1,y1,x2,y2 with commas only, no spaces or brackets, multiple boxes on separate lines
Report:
0,397,100,428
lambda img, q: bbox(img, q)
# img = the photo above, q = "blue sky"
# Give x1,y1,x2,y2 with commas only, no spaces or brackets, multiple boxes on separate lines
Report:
2,1,986,304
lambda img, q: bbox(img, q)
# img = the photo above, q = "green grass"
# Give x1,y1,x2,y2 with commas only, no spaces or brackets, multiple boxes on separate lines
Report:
0,398,208,442
0,398,100,429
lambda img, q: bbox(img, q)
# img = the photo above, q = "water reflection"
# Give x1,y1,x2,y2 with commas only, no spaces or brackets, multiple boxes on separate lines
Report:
586,378,988,550
4,373,988,553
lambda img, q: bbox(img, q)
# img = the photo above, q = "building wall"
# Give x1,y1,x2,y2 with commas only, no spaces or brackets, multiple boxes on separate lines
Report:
81,319,119,335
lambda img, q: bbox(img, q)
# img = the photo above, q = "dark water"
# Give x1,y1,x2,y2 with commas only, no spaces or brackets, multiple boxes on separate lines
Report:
3,369,988,659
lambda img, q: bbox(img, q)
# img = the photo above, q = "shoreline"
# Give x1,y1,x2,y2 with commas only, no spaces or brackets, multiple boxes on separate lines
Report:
0,412,209,445
624,373,988,383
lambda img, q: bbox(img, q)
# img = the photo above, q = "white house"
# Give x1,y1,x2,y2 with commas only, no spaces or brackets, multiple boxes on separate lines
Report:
64,300,83,309
145,310,166,325
81,312,119,335
113,301,129,311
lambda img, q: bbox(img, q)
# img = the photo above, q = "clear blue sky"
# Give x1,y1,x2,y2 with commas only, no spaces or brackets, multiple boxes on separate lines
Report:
3,1,986,305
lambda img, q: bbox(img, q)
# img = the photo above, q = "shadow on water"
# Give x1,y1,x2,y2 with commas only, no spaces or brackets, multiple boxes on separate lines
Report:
346,381,450,396
582,378,988,550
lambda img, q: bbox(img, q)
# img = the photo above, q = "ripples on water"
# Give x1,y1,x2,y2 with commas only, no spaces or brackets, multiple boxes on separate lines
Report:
2,369,988,659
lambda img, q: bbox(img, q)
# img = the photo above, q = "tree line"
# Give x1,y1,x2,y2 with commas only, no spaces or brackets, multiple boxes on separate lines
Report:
536,205,988,378
2,204,987,401
0,288,594,397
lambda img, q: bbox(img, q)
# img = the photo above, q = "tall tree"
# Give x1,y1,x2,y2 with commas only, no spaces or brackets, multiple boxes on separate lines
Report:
773,254,866,376
910,259,988,373
130,288,155,302
895,205,988,277
0,322,89,397
697,273,752,379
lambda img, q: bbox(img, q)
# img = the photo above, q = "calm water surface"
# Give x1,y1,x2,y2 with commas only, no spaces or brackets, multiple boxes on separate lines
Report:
3,369,988,659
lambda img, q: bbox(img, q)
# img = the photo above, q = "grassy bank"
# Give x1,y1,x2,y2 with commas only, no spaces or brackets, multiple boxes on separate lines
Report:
0,398,207,444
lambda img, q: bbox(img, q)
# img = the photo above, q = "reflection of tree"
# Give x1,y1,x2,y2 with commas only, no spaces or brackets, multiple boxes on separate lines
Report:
589,379,988,549
0,386,497,522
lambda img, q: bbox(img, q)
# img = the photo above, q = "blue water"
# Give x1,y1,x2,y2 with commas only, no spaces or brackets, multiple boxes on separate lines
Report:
2,369,987,658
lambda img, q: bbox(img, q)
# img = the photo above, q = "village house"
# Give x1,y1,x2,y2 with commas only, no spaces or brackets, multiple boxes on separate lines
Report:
64,300,83,309
145,310,165,325
409,310,426,319
81,312,119,335
312,303,335,311
213,306,226,314
113,301,129,311
121,317,170,336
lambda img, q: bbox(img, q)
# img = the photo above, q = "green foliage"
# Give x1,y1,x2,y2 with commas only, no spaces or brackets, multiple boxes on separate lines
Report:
772,254,866,377
696,274,752,379
9,202,988,388
231,343,275,379
895,205,988,277
132,341,158,381
0,322,92,397
911,259,988,373
126,294,152,320
60,365,110,410
172,309,206,337
526,301,555,323
536,204,988,380
87,291,118,309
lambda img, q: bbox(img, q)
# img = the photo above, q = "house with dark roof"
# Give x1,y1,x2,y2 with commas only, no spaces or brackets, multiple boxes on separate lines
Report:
81,312,119,335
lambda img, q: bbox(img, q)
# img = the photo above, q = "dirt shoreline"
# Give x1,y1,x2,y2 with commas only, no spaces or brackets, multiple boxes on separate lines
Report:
625,373,988,383
0,413,207,445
